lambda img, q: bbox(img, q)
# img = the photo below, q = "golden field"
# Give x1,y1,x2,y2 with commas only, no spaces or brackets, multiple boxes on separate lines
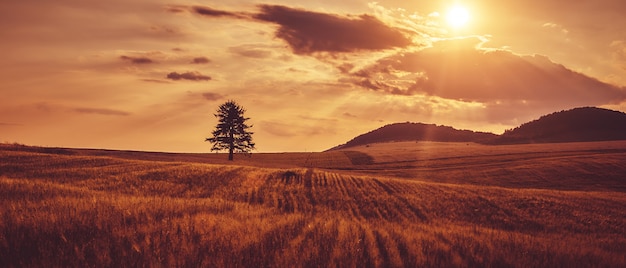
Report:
1,141,625,267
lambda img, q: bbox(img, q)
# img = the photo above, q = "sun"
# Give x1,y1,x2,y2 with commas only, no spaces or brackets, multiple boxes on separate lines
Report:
446,5,470,29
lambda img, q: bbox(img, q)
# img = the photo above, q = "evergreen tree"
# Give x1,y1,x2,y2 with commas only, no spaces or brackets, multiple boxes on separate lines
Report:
206,101,255,160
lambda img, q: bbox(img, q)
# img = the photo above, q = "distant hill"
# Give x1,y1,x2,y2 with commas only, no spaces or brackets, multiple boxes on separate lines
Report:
489,107,626,144
330,107,626,150
329,122,497,150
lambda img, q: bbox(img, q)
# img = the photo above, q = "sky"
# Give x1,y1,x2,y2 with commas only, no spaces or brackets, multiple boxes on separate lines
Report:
1,0,626,152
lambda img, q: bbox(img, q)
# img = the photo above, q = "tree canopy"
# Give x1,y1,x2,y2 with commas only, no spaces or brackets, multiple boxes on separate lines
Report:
206,101,255,160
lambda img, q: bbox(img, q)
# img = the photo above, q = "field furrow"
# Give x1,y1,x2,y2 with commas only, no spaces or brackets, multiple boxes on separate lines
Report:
1,143,626,267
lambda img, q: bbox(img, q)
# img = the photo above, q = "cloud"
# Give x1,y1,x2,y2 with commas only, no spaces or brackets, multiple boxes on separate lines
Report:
297,115,338,124
253,5,413,54
35,102,55,112
228,45,273,58
120,55,154,64
611,40,626,70
202,92,224,101
142,79,171,84
166,71,211,81
73,107,131,116
192,6,246,18
260,121,298,137
165,5,186,13
350,37,626,105
191,4,413,55
340,36,626,127
542,22,569,34
191,57,210,64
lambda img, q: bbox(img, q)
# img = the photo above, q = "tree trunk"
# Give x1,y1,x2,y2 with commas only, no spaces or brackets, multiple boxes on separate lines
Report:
228,131,234,161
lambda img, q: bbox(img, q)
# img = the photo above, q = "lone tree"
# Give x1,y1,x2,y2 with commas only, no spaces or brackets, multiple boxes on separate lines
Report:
206,100,255,161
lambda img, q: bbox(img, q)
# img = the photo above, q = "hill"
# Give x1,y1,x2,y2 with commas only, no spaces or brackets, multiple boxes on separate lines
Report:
329,122,497,150
491,107,626,144
331,107,626,149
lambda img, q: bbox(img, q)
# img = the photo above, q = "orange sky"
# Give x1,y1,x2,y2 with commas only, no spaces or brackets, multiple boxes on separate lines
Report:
1,0,625,152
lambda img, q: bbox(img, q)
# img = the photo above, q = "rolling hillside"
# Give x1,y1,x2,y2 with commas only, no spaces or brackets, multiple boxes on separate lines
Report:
331,107,626,149
491,107,626,144
330,122,497,150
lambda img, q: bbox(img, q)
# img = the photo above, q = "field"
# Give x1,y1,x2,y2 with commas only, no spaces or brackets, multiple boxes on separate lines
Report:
1,141,625,267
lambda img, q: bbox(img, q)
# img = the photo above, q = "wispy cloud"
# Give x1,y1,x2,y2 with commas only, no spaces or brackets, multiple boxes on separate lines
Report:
542,22,569,34
73,107,131,116
260,120,335,137
166,71,211,81
142,79,171,84
191,57,211,64
192,6,247,19
611,40,626,70
165,5,186,14
229,45,273,58
202,92,224,101
120,55,154,64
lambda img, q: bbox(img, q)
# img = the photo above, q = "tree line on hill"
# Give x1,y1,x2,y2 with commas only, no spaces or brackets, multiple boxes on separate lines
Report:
492,107,626,144
331,107,626,150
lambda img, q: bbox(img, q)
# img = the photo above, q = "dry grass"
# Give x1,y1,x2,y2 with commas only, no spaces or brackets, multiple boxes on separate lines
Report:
1,142,625,267
333,141,626,192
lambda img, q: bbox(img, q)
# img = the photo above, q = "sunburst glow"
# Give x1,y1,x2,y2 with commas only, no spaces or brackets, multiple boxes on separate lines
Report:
446,5,470,28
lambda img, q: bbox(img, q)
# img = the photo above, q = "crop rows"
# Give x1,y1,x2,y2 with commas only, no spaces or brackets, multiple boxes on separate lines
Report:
1,149,625,267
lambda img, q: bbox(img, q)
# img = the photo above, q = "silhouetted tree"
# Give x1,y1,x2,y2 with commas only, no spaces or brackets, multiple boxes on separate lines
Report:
206,101,255,161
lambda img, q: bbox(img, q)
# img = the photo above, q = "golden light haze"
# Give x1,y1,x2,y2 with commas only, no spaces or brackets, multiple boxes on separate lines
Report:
1,0,625,152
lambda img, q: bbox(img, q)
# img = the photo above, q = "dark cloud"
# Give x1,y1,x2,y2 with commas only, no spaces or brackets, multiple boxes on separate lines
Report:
351,37,626,105
355,79,381,91
253,5,412,54
191,57,210,64
193,6,245,18
73,107,131,116
337,63,356,74
202,92,224,101
191,4,412,54
166,71,211,81
120,55,154,64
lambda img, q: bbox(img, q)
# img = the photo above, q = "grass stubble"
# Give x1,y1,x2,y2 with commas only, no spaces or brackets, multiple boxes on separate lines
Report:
0,142,625,267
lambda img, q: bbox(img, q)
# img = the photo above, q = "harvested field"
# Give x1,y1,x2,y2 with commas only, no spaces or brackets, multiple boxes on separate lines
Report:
1,141,625,267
